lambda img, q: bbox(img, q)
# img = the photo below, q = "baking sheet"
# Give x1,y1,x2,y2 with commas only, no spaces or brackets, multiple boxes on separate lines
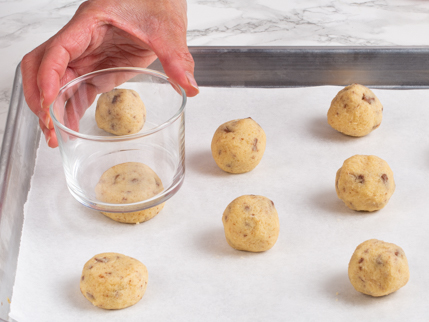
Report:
9,86,429,321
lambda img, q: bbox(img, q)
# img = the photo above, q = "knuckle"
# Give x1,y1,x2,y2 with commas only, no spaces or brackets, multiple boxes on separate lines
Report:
176,51,194,66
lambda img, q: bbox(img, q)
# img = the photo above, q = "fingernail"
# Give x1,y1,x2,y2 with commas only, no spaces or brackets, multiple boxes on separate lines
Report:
43,128,51,146
40,92,45,109
38,110,51,129
185,71,199,93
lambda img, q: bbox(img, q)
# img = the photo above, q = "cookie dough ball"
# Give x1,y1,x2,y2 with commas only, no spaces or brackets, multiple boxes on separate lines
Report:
80,252,148,309
211,118,266,174
95,162,165,223
222,195,279,252
95,88,146,136
335,155,395,212
327,84,383,137
348,239,409,297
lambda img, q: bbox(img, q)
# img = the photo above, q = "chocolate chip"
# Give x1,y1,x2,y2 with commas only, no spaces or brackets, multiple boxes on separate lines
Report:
353,174,365,184
131,178,139,183
112,95,120,104
113,174,120,184
243,234,248,237
81,276,84,281
252,138,258,152
362,93,375,104
224,127,233,133
86,292,95,300
395,251,400,256
95,257,109,263
381,174,388,183
376,256,383,265
358,258,364,263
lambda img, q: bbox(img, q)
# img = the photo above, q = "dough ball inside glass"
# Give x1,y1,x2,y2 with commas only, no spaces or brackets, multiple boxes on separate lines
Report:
335,155,395,212
95,88,146,135
95,162,165,224
80,252,148,309
327,84,383,137
348,239,409,297
222,195,279,252
211,118,266,174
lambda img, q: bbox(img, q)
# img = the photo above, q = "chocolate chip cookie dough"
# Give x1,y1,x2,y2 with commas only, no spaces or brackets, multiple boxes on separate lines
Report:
80,252,148,309
95,162,165,223
335,155,395,212
327,84,383,137
348,239,409,297
95,88,146,135
211,118,266,174
222,195,279,252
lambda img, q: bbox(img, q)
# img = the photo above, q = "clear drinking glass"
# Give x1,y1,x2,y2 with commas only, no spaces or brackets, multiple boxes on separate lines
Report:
50,67,186,213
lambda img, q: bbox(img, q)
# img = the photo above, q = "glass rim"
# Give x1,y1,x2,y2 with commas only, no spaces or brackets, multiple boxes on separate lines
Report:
49,67,187,141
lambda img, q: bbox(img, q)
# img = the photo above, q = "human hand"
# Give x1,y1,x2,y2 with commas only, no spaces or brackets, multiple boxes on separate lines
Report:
21,0,199,148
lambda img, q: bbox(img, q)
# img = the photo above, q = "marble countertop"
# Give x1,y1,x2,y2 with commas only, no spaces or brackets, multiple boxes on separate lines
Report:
1,0,429,148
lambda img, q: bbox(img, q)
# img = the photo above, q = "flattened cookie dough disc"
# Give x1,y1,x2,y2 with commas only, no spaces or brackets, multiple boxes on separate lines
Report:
95,88,146,135
80,252,148,309
222,195,279,252
211,118,266,174
348,239,409,297
335,155,395,212
95,162,165,223
327,84,383,137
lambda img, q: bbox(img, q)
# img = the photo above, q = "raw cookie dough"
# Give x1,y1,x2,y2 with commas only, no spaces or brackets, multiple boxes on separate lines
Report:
95,162,165,223
348,239,409,297
95,88,146,135
327,84,383,137
335,155,395,212
211,118,266,174
222,195,279,252
80,252,148,309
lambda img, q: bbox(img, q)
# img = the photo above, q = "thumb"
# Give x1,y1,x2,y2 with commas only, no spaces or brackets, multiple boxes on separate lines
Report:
153,43,199,98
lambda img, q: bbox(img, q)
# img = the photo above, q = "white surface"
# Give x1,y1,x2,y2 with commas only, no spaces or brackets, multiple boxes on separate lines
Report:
10,86,429,321
1,0,429,149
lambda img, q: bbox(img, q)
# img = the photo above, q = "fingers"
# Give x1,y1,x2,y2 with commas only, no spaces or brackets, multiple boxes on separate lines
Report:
22,43,58,147
154,44,199,98
39,119,58,148
37,45,71,110
21,46,45,116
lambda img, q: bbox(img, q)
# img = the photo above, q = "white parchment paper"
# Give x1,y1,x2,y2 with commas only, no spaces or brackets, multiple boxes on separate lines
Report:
9,86,429,321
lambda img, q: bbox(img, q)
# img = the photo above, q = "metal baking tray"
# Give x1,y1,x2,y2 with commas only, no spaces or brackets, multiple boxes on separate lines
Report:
1,46,429,321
